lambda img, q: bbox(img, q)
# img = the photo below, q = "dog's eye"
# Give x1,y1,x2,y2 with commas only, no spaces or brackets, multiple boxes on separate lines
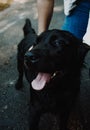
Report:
51,40,65,47
52,40,59,47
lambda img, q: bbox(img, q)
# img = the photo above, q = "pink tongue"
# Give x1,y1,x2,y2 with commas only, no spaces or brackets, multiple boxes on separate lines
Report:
31,73,51,90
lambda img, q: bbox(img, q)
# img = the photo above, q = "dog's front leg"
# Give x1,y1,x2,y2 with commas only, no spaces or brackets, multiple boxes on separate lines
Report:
15,45,24,90
29,104,41,130
57,111,70,130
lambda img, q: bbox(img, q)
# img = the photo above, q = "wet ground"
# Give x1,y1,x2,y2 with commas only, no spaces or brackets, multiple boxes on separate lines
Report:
0,0,90,130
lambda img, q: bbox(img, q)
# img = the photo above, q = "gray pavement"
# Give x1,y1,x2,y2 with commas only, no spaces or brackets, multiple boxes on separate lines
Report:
0,0,90,130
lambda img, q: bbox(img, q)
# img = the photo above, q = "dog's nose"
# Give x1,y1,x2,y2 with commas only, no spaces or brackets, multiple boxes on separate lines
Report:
24,51,39,63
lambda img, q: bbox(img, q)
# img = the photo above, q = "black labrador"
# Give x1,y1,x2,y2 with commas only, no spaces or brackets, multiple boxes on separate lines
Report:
15,19,90,130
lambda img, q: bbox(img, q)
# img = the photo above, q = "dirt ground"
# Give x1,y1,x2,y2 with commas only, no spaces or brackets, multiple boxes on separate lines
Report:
0,0,90,130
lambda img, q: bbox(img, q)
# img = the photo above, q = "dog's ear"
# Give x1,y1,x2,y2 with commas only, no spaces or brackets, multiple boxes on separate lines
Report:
23,18,36,36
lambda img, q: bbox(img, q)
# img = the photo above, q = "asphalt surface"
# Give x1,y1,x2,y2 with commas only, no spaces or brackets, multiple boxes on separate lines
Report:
0,0,90,130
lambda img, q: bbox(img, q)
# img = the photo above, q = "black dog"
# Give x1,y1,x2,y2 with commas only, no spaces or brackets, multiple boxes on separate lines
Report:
15,19,90,130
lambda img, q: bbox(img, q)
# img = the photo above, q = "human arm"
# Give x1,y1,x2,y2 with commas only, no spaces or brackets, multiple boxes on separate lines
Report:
37,0,54,34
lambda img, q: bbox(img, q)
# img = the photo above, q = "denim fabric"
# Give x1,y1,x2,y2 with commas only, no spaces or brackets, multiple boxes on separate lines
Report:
62,0,90,40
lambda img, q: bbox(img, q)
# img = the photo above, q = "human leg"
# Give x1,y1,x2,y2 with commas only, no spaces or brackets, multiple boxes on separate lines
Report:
62,0,90,40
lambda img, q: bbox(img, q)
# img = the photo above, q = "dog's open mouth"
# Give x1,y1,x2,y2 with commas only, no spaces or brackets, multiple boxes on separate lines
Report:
31,72,51,90
31,71,62,90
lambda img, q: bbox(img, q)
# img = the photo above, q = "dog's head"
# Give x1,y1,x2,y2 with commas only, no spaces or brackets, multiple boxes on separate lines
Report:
24,19,90,90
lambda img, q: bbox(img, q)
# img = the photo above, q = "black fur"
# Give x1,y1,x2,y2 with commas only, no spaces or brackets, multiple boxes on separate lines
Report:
15,19,90,130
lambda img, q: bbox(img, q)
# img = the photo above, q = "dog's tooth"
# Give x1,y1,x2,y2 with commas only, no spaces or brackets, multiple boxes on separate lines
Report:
53,73,56,77
28,45,34,51
51,72,56,79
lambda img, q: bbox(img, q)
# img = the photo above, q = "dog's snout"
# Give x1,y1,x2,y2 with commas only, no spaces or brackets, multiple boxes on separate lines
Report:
25,51,39,63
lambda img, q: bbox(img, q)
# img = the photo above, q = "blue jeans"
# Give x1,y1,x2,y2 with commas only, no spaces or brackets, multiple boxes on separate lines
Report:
62,0,90,40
